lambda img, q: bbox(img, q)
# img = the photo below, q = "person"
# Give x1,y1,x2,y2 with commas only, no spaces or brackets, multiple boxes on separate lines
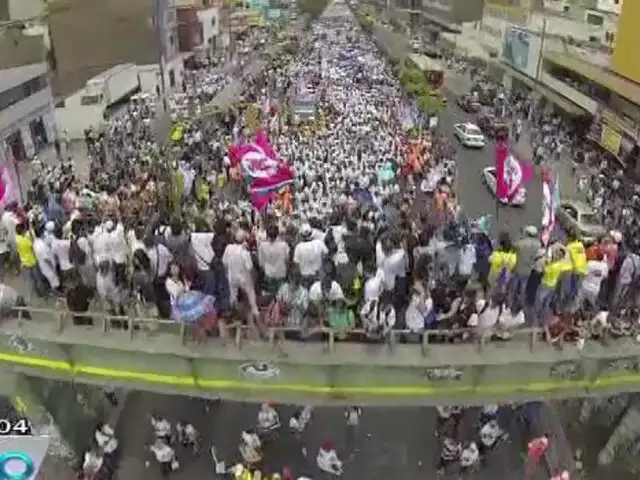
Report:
82,448,104,480
437,436,461,474
582,250,608,310
293,223,328,287
15,222,46,297
151,414,172,443
459,441,479,474
176,421,200,454
223,230,259,320
149,438,178,477
165,262,190,317
289,406,313,435
33,223,59,294
94,423,118,456
258,223,290,295
257,402,280,434
239,430,262,465
478,418,506,455
316,440,343,476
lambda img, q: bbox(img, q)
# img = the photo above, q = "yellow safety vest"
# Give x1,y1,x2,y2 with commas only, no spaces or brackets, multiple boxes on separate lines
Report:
489,251,517,277
15,233,37,268
542,261,562,288
566,240,587,275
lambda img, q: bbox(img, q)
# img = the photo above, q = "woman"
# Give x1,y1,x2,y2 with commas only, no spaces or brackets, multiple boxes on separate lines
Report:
166,262,190,315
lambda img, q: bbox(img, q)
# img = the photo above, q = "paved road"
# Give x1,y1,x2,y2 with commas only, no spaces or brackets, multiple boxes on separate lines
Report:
115,392,549,480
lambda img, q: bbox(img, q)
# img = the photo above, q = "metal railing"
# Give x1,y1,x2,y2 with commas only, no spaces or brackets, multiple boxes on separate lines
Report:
5,305,590,356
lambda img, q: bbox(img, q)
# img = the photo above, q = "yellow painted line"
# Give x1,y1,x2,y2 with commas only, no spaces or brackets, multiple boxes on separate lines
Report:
0,352,636,397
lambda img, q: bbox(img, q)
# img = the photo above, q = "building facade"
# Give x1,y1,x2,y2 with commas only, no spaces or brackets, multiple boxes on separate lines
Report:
176,0,220,55
0,63,55,162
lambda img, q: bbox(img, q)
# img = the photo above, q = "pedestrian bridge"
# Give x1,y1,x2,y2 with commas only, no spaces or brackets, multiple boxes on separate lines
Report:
1,308,640,406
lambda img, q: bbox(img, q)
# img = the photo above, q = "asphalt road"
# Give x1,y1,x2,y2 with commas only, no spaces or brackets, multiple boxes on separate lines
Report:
114,393,545,480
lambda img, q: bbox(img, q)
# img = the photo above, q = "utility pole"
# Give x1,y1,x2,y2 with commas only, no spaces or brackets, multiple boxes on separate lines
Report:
154,0,169,112
534,13,547,81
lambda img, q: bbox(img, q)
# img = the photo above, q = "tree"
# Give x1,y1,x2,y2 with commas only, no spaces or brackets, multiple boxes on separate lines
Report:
417,91,445,116
296,0,330,17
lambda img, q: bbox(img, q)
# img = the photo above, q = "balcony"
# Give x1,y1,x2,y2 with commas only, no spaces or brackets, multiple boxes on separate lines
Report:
540,71,599,114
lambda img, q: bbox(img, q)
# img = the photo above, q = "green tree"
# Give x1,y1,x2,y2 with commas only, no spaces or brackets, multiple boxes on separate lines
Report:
296,0,330,17
417,91,445,116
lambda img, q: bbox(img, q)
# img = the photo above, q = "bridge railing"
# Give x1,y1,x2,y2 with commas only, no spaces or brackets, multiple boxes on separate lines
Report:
3,305,590,356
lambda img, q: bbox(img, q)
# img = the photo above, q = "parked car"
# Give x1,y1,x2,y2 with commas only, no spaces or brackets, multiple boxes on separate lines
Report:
556,200,605,242
482,166,526,206
456,95,481,113
453,122,486,148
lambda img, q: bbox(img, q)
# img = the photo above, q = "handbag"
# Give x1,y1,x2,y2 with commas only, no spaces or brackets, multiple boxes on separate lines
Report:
171,459,180,471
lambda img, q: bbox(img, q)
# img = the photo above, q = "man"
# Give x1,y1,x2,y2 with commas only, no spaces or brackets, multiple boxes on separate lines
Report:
293,224,328,287
258,224,290,295
223,230,259,320
512,225,540,311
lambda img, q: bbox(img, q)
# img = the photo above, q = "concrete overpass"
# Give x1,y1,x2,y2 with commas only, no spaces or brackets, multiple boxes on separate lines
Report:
2,308,640,409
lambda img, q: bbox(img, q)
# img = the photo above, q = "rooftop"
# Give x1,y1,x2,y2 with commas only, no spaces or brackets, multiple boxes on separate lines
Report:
0,62,47,93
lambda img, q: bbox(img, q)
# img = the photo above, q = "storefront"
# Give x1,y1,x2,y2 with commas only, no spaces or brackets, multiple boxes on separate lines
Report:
588,108,639,170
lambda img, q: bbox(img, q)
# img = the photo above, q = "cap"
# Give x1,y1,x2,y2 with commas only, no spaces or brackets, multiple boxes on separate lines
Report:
321,440,333,451
524,225,538,237
300,223,312,237
45,221,55,232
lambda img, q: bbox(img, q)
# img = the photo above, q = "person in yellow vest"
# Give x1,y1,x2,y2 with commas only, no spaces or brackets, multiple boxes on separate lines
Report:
535,244,566,322
488,232,517,295
15,223,46,297
564,233,587,310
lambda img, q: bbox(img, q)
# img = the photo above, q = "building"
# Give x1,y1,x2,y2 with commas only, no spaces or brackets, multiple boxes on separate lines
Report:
0,0,183,98
392,0,485,36
176,0,220,57
460,0,640,168
0,63,55,162
0,0,42,21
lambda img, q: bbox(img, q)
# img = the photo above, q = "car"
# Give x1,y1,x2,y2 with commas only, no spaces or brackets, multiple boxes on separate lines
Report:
556,200,605,243
456,95,481,113
453,122,485,148
482,167,526,206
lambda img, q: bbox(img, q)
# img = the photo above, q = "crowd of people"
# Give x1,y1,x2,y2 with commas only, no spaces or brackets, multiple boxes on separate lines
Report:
8,2,637,479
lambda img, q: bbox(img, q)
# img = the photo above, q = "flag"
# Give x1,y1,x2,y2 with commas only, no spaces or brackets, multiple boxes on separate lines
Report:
227,129,294,210
540,168,555,247
495,141,509,200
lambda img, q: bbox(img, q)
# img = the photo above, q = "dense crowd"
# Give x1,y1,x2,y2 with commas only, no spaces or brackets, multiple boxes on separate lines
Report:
7,3,636,480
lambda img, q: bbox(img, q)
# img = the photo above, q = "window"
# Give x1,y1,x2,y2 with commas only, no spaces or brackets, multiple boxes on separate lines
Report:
211,16,216,28
585,12,604,26
80,94,103,105
0,75,48,112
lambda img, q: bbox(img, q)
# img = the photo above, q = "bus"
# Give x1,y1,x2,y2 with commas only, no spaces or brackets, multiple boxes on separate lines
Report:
407,53,445,89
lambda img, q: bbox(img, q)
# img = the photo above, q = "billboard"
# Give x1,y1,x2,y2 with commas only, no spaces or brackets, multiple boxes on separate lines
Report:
612,0,640,85
419,0,484,24
501,26,542,79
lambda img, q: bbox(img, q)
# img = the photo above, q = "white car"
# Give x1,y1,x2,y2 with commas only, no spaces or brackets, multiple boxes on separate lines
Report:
453,123,486,148
482,166,526,206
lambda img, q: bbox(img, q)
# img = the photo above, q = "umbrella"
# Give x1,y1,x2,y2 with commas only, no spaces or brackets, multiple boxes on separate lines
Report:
172,290,216,324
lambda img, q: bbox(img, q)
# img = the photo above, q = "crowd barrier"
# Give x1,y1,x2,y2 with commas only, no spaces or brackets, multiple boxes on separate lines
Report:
10,306,604,355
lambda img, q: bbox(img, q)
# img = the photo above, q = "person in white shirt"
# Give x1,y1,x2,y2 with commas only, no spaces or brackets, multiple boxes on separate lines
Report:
51,229,74,285
309,278,344,304
91,224,110,265
316,440,343,476
149,438,177,476
293,224,328,286
176,421,200,453
222,230,259,319
33,225,59,292
258,224,290,294
239,430,262,465
467,298,499,339
459,441,479,473
107,221,128,286
83,448,104,478
96,260,125,319
151,415,172,443
94,424,118,455
189,231,214,271
165,262,189,312
479,419,506,453
290,406,313,438
581,254,608,310
257,402,280,433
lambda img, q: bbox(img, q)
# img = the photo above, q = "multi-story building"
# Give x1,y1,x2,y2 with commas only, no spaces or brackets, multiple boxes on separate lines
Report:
393,0,485,37
0,0,183,98
175,0,220,57
0,63,56,162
